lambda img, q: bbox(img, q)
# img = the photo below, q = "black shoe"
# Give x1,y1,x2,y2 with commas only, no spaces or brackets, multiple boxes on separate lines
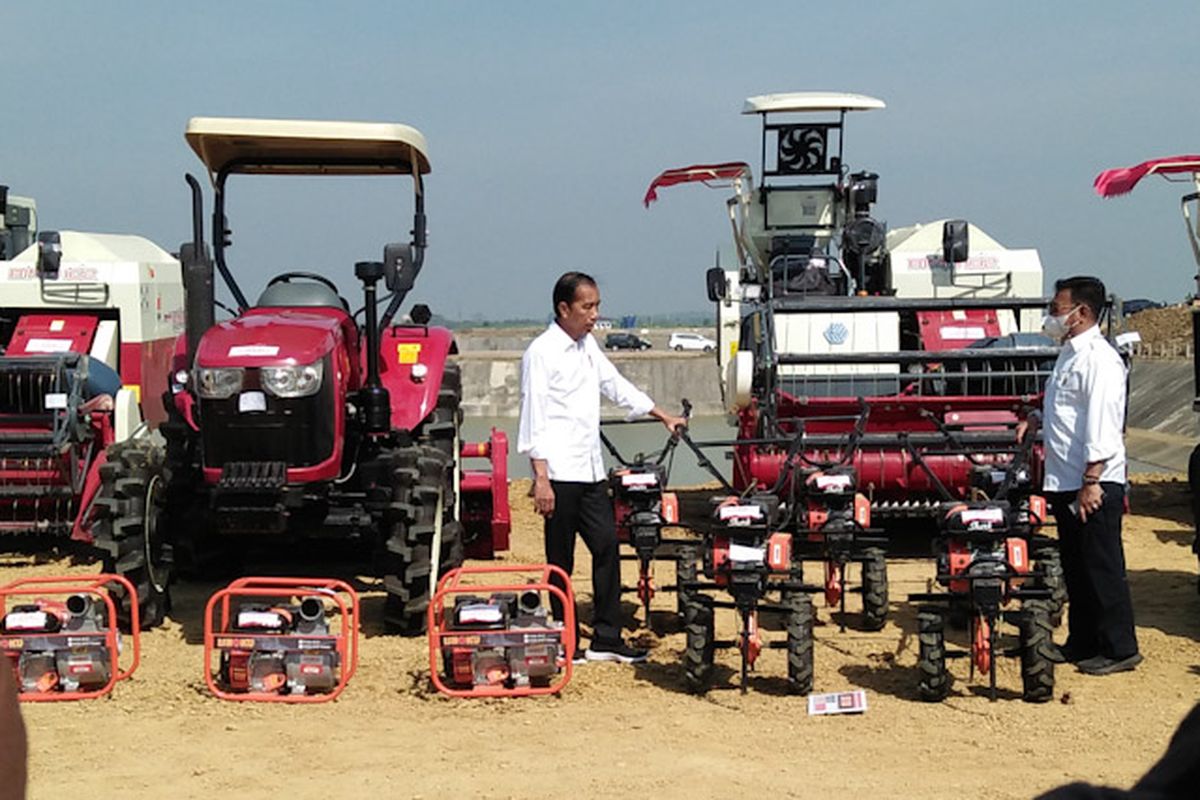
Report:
1077,653,1143,675
585,639,648,664
1045,642,1097,664
571,640,588,665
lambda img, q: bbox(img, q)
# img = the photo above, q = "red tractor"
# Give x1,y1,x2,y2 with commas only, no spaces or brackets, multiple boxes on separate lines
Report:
0,190,184,629
645,93,1064,631
160,117,509,633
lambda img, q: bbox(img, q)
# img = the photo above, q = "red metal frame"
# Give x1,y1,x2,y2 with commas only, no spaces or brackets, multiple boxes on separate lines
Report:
0,573,140,701
460,429,511,558
428,564,575,698
203,576,359,703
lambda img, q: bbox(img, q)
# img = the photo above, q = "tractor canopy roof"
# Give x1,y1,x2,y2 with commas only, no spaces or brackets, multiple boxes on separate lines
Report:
185,117,430,179
741,92,885,115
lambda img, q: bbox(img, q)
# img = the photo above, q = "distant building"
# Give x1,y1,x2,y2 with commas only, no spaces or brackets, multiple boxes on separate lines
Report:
594,318,614,330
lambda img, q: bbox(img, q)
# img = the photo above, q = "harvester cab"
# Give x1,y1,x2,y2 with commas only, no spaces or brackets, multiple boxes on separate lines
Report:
0,191,184,629
646,93,1056,634
167,117,509,634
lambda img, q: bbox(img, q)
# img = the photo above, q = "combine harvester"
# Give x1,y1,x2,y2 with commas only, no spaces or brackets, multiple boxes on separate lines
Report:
646,93,1065,697
0,185,183,628
161,117,510,634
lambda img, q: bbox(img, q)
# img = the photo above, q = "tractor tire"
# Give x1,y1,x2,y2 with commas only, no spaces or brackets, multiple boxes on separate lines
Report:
683,594,714,694
1020,599,1056,703
421,363,463,461
784,591,815,695
860,546,889,631
93,438,172,630
1034,546,1067,628
675,545,698,616
916,607,950,701
382,444,454,634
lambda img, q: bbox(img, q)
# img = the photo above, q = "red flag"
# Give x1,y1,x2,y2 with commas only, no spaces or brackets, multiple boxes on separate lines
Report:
1094,155,1200,197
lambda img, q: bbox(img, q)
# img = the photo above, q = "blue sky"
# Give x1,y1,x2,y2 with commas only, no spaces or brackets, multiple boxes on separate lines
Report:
3,2,1198,319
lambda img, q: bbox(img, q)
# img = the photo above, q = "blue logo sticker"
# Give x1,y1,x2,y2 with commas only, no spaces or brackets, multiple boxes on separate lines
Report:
823,322,849,345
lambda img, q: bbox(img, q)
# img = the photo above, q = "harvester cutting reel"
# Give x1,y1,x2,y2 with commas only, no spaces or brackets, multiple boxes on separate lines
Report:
677,493,818,695
908,500,1055,703
0,574,141,701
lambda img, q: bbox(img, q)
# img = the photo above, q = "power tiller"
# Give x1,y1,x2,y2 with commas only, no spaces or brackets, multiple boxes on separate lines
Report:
908,496,1056,703
599,412,689,626
203,577,359,703
428,564,574,698
677,493,815,694
0,574,141,701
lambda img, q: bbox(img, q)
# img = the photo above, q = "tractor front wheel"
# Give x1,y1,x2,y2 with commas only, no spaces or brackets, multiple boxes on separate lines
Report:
1020,599,1056,703
93,438,172,630
682,594,714,694
860,547,888,631
916,607,949,701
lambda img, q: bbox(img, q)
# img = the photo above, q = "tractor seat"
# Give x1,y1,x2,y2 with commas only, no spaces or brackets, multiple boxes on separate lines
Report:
256,282,349,313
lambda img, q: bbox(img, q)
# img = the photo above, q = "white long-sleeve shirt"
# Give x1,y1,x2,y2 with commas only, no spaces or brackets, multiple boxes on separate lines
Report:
1041,324,1127,491
518,322,655,482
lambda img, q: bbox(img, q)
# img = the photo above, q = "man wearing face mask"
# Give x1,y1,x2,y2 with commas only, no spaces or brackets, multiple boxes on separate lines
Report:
1019,276,1140,675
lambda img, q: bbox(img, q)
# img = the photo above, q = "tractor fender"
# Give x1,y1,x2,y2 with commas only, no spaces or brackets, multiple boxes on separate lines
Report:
377,325,457,432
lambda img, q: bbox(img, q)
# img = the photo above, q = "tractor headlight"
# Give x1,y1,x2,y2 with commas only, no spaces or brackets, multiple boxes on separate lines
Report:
261,360,324,398
194,367,244,399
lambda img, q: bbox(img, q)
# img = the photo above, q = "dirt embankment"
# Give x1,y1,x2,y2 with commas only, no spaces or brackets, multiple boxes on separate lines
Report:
1124,305,1193,355
3,477,1200,800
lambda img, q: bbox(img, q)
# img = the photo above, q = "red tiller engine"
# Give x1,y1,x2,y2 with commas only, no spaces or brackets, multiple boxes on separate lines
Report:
204,577,359,703
610,462,679,617
801,468,870,534
707,495,793,598
939,502,1032,599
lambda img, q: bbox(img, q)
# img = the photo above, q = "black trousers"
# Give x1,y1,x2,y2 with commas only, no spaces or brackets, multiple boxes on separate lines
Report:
1049,483,1138,660
544,480,623,644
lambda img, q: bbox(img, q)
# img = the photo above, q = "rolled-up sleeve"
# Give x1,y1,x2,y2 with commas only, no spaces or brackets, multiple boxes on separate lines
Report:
595,347,654,420
1082,356,1126,464
518,349,549,458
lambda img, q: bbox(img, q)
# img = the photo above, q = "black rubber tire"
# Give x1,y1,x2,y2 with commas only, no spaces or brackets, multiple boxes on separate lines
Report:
93,438,172,630
784,592,815,694
916,607,950,701
860,547,889,631
382,444,452,634
703,346,713,354
683,594,714,694
1020,599,1056,703
1034,546,1067,628
673,345,683,352
676,545,698,616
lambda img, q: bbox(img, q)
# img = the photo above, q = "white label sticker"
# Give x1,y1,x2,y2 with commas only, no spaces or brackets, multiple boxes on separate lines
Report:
44,393,68,409
940,326,986,340
728,543,765,563
621,473,658,487
3,611,50,631
457,605,504,625
238,391,267,413
236,611,285,629
49,319,65,332
718,504,764,521
961,507,1005,524
814,474,853,491
25,338,72,353
228,345,280,358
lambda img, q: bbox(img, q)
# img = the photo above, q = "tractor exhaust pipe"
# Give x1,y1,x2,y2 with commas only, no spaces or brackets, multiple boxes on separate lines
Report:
355,260,390,433
181,174,215,366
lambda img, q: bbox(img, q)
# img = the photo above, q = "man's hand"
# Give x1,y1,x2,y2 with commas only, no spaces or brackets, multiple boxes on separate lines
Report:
533,474,555,518
1015,416,1038,444
1076,483,1104,522
660,413,687,436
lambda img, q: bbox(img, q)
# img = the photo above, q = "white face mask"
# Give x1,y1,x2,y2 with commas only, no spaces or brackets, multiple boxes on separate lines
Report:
1041,305,1079,343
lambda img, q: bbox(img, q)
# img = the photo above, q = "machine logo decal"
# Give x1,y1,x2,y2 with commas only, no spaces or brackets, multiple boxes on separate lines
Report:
228,345,279,357
823,322,849,345
396,343,421,364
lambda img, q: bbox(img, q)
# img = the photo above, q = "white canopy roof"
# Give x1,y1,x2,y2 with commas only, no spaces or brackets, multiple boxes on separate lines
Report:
10,230,176,264
742,92,886,115
185,117,430,177
887,220,1005,253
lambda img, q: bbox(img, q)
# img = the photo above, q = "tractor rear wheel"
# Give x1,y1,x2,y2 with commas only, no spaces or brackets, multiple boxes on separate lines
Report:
675,545,697,616
860,547,888,631
784,591,814,694
1020,599,1056,703
916,607,949,701
382,444,451,634
1033,546,1066,628
93,438,172,630
683,594,714,694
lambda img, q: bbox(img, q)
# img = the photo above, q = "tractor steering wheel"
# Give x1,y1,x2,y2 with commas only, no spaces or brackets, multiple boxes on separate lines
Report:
266,272,342,295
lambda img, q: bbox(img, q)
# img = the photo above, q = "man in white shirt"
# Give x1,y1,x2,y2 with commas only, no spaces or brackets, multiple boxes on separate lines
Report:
1021,276,1140,675
518,272,685,663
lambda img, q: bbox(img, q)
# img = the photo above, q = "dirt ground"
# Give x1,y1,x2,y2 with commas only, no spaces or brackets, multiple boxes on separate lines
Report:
5,476,1200,800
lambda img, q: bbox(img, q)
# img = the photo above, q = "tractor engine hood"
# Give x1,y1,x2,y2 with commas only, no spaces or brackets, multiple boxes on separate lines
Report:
195,310,348,367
